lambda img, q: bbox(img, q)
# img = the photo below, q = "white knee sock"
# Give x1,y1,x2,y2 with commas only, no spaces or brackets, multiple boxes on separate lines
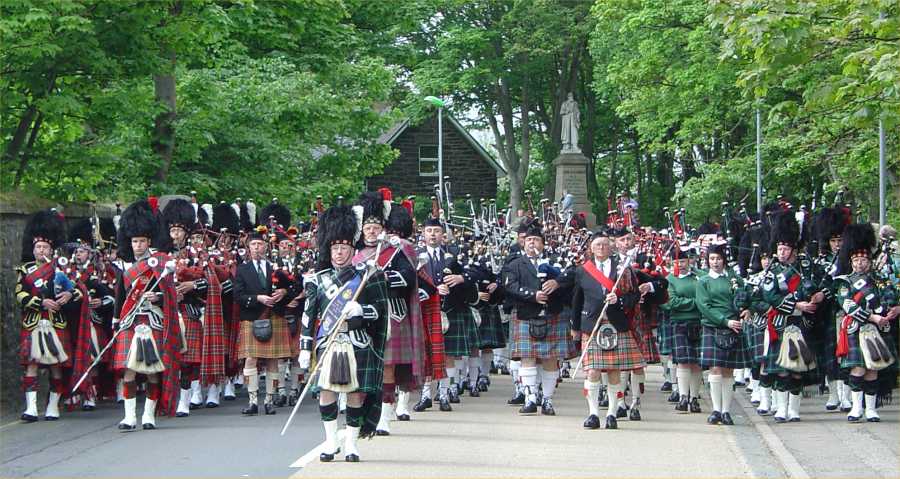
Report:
630,371,645,408
722,377,735,414
421,381,432,399
676,368,691,399
468,356,481,384
541,369,559,401
585,379,601,417
606,383,620,417
481,351,493,372
690,370,702,399
445,367,457,387
454,359,466,383
519,366,538,403
510,360,521,392
709,374,723,412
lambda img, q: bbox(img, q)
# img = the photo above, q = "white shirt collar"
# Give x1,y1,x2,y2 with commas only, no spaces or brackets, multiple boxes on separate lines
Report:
708,270,723,279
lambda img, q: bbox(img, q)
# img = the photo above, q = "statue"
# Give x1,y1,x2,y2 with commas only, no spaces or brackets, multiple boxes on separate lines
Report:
560,92,580,153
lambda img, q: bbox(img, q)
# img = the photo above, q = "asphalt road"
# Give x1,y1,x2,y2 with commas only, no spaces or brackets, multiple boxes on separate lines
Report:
1,366,897,478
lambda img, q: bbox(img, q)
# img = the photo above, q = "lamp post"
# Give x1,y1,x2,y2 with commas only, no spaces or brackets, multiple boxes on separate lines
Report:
425,96,445,203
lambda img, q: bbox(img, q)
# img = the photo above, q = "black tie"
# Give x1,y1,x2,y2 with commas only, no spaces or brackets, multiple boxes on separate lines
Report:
256,261,266,286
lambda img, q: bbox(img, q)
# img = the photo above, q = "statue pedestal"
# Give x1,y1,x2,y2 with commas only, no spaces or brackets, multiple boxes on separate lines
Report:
553,151,596,227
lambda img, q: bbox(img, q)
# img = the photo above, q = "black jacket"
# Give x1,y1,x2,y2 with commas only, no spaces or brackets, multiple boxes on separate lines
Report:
503,254,573,320
234,259,280,321
572,256,639,333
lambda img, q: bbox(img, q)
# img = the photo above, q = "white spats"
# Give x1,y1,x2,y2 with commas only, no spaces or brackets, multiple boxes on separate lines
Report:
322,420,339,455
177,388,191,416
142,398,157,428
676,368,691,400
826,380,840,409
377,402,394,434
224,379,236,399
45,392,61,419
206,383,220,406
120,397,137,428
24,390,38,418
708,374,723,413
344,425,361,458
750,380,761,404
519,366,538,403
190,379,202,405
773,390,789,421
541,368,559,400
585,379,601,417
864,393,880,421
840,382,852,411
721,377,735,414
438,377,450,399
421,381,433,400
787,393,801,421
848,390,863,420
396,391,411,417
757,386,772,413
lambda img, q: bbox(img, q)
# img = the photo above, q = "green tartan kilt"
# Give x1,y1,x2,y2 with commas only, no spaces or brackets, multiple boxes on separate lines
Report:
658,316,675,356
744,323,767,364
312,341,384,394
476,305,507,349
444,307,480,357
699,326,750,370
763,322,820,385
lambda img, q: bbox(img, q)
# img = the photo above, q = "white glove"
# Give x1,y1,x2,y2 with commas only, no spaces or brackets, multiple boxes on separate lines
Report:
298,350,311,370
418,288,430,302
441,311,450,334
342,300,363,318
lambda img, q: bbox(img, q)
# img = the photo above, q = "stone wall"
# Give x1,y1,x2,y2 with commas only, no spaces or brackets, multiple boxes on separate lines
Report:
0,192,116,420
367,114,499,200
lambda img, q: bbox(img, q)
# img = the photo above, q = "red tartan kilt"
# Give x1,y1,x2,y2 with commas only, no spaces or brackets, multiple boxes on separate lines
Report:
112,315,165,372
182,317,203,364
632,323,660,364
20,326,72,367
421,296,446,380
227,303,240,359
580,326,645,372
92,323,111,364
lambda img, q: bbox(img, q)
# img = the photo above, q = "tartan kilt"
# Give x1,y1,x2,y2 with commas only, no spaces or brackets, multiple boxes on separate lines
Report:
237,315,293,360
421,296,446,380
19,326,73,367
839,331,867,369
312,340,384,394
672,322,701,365
92,323,111,364
384,315,414,365
816,316,839,377
658,318,675,356
112,315,165,372
443,307,480,357
699,326,749,370
764,323,819,384
744,323,767,364
634,323,660,364
287,315,302,357
476,305,507,349
509,312,576,360
181,317,203,365
579,322,645,371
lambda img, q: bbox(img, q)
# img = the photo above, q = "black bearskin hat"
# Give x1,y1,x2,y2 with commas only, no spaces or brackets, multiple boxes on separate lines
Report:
524,220,544,240
259,198,291,229
238,199,256,232
68,218,94,247
769,210,801,253
117,199,158,262
212,201,240,234
707,242,728,261
386,203,413,238
355,190,390,226
157,198,196,253
22,209,66,262
812,207,849,251
316,205,359,270
738,223,770,275
99,217,117,249
837,223,876,275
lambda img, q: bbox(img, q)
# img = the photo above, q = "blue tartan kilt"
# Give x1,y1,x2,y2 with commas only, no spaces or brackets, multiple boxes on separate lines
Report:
476,304,507,349
672,322,701,365
744,323,767,364
509,312,575,360
839,331,867,370
699,326,749,370
443,307,480,357
658,317,675,356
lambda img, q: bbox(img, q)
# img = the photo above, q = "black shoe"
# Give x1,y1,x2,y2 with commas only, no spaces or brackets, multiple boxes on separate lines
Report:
500,365,510,375
241,403,258,415
751,399,760,407
320,452,335,462
477,376,490,392
707,411,722,425
825,403,838,411
721,412,734,425
490,365,499,374
142,423,156,430
660,381,673,392
605,414,618,429
560,369,571,379
518,400,538,415
21,413,38,423
841,405,852,413
866,416,881,423
616,405,627,418
224,394,236,401
599,391,609,408
667,390,681,403
345,454,359,463
583,414,601,429
413,396,432,412
439,397,452,412
449,388,460,404
690,398,702,413
206,401,219,409
273,394,287,408
541,399,556,416
507,392,525,405
175,411,189,417
397,413,410,421
675,396,689,412
234,383,244,390
118,423,136,431
376,429,390,436
44,416,59,421
264,403,276,415
847,414,861,423
469,387,480,398
461,379,470,392
82,404,96,411
774,415,787,424
189,402,202,410
629,408,641,421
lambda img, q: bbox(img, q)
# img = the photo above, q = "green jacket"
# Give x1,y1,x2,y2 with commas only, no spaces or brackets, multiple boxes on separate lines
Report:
695,271,740,328
663,272,701,323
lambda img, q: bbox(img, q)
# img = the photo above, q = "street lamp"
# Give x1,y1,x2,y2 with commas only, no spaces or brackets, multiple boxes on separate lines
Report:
424,96,445,204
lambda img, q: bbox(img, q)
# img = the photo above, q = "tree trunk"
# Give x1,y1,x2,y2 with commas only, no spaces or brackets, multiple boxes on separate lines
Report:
9,105,38,186
14,112,44,188
152,1,182,183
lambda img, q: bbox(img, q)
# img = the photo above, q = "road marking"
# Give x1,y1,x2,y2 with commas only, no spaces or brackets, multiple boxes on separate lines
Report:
735,391,810,479
290,430,344,470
